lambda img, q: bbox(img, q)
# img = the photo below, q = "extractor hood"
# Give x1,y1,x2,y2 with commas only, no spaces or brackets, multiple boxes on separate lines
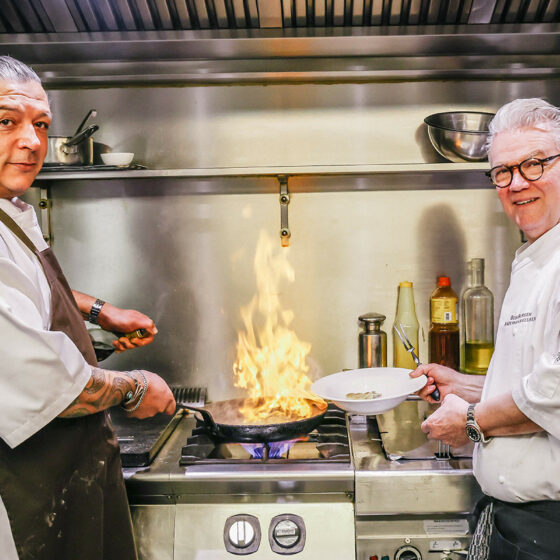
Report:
0,0,557,33
0,0,559,86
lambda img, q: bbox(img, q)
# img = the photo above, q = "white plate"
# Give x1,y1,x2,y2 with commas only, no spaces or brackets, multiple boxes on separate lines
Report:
311,367,427,414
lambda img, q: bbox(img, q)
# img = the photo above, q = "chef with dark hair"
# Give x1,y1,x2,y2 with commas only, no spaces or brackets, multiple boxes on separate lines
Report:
0,54,175,559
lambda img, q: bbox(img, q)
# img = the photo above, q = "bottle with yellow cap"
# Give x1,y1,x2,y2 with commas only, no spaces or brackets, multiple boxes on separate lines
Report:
392,281,420,369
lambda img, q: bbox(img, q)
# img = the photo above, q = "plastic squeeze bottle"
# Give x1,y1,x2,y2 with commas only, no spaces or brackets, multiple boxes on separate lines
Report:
392,281,420,370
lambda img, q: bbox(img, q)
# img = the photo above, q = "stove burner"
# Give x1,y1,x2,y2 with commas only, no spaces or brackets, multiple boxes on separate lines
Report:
242,439,300,460
180,404,350,466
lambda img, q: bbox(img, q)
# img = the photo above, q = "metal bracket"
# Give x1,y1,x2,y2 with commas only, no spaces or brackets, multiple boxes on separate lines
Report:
39,186,52,245
278,175,290,247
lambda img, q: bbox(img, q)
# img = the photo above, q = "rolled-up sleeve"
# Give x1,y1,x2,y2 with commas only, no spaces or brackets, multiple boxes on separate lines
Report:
0,259,91,448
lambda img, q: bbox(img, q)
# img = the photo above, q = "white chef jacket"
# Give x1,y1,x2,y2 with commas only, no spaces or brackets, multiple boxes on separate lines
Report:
474,222,560,502
0,197,91,449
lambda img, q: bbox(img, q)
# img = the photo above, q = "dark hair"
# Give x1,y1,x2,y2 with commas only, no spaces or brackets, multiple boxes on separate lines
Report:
0,55,40,84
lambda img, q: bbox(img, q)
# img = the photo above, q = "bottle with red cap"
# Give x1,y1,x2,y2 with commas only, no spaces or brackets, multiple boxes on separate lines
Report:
429,276,460,370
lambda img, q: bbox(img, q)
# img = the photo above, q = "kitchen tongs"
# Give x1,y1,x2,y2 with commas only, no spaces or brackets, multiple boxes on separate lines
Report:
393,324,441,402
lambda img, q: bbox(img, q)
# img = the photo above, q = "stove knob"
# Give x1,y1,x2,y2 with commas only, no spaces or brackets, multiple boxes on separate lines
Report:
228,520,255,548
395,545,422,560
273,519,301,548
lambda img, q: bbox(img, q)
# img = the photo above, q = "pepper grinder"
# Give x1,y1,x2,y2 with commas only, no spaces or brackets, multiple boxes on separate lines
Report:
358,312,387,368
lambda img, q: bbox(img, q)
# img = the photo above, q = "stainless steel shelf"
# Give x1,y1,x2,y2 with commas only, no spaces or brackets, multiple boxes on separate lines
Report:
34,163,492,193
36,162,488,180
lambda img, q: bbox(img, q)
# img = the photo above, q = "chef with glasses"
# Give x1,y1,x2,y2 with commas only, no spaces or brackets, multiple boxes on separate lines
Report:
412,98,560,559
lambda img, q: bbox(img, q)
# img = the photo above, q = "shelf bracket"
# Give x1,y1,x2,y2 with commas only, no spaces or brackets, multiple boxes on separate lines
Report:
39,185,52,245
278,175,291,247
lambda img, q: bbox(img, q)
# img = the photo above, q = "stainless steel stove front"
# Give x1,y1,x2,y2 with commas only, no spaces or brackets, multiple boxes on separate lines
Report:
126,412,355,560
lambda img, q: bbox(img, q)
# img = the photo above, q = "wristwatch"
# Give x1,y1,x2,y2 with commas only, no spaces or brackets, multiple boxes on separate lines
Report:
465,404,491,443
88,298,106,325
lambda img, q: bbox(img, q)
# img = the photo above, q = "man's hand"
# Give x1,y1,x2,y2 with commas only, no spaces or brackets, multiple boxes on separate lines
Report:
410,363,485,403
126,370,176,419
97,304,157,353
72,290,158,353
410,363,458,402
421,393,470,447
59,367,176,418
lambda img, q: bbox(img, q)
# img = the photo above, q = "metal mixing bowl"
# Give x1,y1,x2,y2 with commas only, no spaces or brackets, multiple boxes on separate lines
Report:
424,111,495,163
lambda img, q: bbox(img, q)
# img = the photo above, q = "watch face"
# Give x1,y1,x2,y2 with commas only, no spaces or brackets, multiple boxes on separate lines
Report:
466,425,482,442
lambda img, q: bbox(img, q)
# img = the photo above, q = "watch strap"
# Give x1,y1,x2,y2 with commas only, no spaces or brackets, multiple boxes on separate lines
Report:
88,299,106,325
466,404,491,443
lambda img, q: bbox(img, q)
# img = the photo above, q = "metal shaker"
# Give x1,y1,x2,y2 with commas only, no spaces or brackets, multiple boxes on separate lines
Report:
358,312,387,368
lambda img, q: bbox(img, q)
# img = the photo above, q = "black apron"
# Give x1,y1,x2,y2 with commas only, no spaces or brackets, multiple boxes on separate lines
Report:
0,208,136,560
489,498,560,560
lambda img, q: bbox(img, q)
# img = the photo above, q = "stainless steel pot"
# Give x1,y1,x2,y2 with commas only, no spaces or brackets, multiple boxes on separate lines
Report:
44,124,99,166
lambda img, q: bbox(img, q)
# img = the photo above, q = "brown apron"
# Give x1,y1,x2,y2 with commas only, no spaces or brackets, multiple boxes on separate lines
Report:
0,208,136,560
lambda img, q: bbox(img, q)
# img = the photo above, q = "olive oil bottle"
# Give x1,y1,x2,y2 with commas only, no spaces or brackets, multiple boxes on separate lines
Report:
462,258,494,375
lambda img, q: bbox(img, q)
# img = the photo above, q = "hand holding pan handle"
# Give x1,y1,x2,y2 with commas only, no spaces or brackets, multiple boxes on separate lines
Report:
393,324,441,402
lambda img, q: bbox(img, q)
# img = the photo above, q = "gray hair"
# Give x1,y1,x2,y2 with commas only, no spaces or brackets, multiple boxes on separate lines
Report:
487,98,560,153
0,55,40,84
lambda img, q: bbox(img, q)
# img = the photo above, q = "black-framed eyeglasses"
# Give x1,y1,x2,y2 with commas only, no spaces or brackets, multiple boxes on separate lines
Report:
486,153,560,188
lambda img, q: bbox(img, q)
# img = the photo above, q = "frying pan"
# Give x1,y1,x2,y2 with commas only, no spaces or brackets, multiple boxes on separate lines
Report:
180,396,328,443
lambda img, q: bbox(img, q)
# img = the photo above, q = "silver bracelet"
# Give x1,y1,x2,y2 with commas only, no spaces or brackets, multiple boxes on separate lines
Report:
121,370,148,412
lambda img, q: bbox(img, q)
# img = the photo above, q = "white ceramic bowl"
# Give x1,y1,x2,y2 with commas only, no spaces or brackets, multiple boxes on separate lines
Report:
101,152,134,166
311,367,427,414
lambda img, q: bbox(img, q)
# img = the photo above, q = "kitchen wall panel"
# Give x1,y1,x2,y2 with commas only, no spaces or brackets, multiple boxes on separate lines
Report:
39,78,542,398
47,181,518,399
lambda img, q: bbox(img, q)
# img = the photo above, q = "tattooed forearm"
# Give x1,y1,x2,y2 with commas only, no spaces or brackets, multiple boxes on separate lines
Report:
59,367,137,418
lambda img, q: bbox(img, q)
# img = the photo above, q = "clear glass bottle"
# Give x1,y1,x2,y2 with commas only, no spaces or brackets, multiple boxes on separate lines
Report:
462,258,494,375
429,276,460,370
392,281,420,369
459,260,473,371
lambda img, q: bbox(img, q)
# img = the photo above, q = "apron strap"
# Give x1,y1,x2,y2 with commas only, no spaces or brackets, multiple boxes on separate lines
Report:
0,207,41,255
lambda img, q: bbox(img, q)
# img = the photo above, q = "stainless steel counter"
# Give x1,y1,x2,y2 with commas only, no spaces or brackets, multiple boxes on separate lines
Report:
350,405,482,516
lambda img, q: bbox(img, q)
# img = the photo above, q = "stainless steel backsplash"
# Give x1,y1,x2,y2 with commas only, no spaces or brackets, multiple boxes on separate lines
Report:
36,77,545,400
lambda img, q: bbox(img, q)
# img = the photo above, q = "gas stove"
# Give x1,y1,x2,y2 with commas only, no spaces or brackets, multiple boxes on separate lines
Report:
179,403,350,465
123,400,481,560
125,404,355,559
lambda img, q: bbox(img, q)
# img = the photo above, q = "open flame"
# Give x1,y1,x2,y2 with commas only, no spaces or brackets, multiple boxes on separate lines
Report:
233,230,320,423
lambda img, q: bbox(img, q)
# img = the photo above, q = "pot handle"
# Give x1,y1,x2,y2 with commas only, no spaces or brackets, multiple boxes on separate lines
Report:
64,124,99,147
180,404,223,439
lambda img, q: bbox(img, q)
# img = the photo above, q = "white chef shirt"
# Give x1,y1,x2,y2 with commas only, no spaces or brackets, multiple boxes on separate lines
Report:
0,197,91,449
474,222,560,502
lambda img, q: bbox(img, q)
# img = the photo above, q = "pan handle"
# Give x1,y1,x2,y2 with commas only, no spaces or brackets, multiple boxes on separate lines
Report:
180,404,223,439
64,124,99,148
